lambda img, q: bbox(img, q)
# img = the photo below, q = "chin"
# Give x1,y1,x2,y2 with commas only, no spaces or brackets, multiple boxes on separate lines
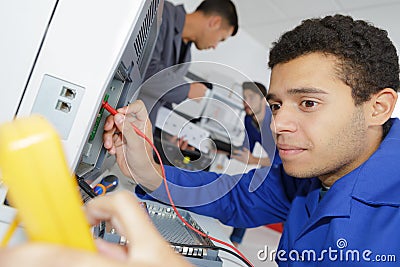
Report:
194,43,203,50
282,163,313,179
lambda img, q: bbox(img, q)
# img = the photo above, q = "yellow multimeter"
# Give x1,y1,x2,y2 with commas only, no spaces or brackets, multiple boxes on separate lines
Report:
0,115,95,251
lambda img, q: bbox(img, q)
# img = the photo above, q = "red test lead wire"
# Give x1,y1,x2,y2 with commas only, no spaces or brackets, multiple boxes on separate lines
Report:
102,101,118,115
101,101,254,267
101,101,142,136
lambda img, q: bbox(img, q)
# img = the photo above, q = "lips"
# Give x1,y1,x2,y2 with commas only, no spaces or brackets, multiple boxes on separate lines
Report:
277,143,306,157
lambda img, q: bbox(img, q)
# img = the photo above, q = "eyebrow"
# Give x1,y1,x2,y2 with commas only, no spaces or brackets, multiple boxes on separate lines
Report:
266,87,328,101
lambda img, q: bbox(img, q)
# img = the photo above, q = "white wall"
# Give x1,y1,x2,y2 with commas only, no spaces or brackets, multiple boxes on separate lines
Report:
168,0,270,88
191,29,270,86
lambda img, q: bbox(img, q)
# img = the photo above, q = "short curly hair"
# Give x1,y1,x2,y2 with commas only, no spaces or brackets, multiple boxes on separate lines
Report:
269,14,399,105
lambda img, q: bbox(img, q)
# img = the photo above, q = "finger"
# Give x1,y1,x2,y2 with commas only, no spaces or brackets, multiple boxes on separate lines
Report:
114,104,152,145
86,192,174,264
95,239,128,261
109,100,150,136
232,151,242,158
114,114,140,145
233,150,243,156
179,139,189,150
110,132,126,155
104,114,116,131
84,191,166,251
103,117,118,150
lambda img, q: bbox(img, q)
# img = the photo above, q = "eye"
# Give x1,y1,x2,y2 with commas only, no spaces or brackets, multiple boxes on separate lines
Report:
300,100,318,109
269,103,281,112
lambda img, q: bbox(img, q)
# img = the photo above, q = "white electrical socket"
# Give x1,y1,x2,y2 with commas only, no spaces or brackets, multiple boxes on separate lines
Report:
31,74,85,139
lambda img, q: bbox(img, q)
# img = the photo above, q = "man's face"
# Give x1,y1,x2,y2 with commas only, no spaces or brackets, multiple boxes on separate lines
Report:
267,53,371,183
243,89,264,116
195,19,233,50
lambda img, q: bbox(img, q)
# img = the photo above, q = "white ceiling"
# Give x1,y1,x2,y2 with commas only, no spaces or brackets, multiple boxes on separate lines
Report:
171,0,400,52
234,0,400,51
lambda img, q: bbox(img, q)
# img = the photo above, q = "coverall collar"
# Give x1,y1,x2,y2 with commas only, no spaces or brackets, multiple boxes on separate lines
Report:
298,118,400,240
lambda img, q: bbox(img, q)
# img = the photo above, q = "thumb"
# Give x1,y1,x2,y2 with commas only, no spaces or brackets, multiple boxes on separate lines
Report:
114,114,137,141
113,114,125,131
114,113,149,156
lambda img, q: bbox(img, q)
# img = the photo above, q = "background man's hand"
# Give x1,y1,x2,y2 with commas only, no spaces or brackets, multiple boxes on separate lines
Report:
188,83,208,102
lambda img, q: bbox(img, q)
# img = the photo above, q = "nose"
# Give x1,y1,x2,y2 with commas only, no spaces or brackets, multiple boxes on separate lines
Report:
270,105,298,135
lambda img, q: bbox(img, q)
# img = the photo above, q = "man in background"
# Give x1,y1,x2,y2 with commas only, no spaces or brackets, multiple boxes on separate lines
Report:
230,81,274,247
138,0,239,124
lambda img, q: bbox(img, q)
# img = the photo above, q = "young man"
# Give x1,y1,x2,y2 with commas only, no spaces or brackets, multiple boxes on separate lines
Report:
139,0,239,124
3,14,399,267
230,81,274,247
104,14,399,265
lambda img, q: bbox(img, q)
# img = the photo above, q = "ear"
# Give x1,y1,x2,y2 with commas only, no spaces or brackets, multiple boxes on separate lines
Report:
208,15,222,30
368,88,398,126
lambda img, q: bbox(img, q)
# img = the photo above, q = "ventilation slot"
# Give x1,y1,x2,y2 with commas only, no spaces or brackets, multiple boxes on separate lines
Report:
133,0,160,66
